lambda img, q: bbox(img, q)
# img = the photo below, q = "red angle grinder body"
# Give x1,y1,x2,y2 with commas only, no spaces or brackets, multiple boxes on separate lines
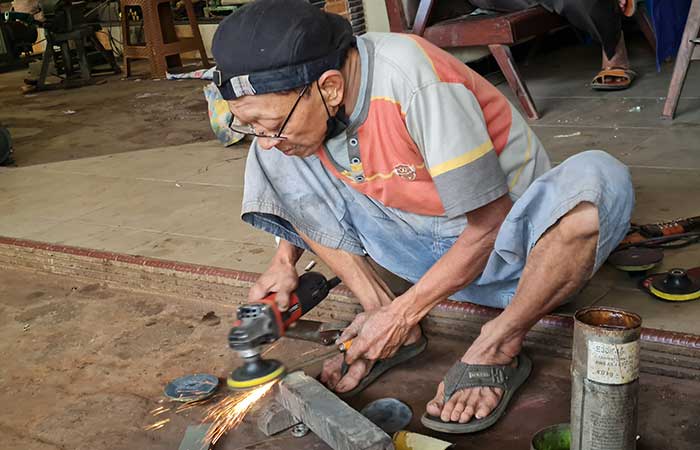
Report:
227,272,340,389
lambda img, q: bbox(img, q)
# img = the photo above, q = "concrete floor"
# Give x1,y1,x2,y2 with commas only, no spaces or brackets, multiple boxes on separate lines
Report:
1,266,699,450
1,34,700,336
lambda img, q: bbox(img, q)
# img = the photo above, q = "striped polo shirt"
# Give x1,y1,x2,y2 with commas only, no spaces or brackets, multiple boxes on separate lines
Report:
319,33,551,218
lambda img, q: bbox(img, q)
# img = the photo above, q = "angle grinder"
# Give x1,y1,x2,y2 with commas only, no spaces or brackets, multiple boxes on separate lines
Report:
640,267,700,302
227,271,341,389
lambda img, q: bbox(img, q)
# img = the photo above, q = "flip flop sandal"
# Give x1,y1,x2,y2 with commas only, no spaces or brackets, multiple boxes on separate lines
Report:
420,353,533,434
622,0,636,17
591,68,637,91
337,335,428,399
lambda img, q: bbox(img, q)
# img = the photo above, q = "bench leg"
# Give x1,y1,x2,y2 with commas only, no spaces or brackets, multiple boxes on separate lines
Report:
489,44,540,120
635,6,656,55
662,0,700,120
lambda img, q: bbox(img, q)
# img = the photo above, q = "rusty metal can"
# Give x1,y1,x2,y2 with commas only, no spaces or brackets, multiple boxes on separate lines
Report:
570,307,642,450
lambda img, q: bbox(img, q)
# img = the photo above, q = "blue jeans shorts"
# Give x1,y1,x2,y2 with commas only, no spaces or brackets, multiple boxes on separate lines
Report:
241,146,634,309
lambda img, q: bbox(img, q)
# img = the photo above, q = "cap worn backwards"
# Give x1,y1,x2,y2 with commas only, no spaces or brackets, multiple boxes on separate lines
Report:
211,0,356,100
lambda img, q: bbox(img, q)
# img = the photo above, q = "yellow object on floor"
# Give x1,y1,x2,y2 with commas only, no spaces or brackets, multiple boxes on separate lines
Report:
393,431,454,450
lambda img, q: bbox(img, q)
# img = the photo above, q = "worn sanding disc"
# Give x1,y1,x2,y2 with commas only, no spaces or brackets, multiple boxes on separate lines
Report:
608,247,664,272
164,373,219,402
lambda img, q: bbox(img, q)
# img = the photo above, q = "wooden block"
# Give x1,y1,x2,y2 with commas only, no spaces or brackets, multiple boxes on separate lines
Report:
277,372,394,450
257,400,301,436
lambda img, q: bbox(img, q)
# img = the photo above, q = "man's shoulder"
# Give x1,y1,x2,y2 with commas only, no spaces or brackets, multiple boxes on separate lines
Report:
361,32,445,105
363,32,437,75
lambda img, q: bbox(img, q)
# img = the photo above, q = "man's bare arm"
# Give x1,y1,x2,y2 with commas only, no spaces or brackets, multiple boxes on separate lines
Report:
391,194,513,326
247,239,305,306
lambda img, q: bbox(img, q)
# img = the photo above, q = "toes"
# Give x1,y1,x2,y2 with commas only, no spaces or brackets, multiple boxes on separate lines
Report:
474,387,502,420
459,404,475,423
440,393,456,422
321,355,344,390
428,384,505,423
325,370,341,390
449,392,467,422
335,359,371,393
319,362,330,383
441,389,468,422
426,382,444,416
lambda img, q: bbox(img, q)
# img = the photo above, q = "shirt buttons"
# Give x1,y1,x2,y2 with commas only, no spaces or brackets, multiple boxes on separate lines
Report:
351,157,361,164
349,138,359,147
354,175,365,182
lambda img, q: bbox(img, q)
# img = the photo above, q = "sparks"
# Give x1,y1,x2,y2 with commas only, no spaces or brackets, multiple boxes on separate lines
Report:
144,418,171,431
150,406,171,416
260,340,281,357
176,394,222,413
203,381,277,445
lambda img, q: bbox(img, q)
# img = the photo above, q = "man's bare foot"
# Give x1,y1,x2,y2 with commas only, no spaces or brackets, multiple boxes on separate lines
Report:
320,325,422,393
426,327,522,423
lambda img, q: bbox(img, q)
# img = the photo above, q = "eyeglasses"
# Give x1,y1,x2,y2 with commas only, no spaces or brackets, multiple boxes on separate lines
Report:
228,84,310,140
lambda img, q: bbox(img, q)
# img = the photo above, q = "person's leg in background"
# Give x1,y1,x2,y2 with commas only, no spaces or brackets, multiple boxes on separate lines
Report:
467,0,636,90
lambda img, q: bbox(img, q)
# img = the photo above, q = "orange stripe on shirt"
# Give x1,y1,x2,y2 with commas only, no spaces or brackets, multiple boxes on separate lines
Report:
318,98,445,216
406,35,513,155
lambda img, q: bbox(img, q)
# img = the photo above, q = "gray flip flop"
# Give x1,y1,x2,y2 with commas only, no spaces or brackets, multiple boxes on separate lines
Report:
420,353,533,434
337,335,428,399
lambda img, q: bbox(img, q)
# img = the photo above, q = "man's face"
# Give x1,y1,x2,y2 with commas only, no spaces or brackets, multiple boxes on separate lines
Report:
227,85,330,158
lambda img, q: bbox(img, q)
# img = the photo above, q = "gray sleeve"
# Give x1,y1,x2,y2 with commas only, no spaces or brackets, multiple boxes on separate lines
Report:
405,82,508,217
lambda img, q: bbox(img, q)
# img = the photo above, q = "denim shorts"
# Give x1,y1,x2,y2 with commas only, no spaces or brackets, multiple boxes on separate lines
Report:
241,146,634,309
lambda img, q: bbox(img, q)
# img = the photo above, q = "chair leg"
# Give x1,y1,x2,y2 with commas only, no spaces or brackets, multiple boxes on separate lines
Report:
120,3,130,77
76,37,92,82
91,34,121,74
489,44,539,120
634,6,656,55
37,41,53,89
663,0,700,119
184,0,210,68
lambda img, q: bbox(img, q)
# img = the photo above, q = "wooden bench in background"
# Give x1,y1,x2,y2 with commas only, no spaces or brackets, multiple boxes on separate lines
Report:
384,0,567,120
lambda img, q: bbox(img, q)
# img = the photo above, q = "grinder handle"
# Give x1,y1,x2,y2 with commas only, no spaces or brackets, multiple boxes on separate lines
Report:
280,272,340,329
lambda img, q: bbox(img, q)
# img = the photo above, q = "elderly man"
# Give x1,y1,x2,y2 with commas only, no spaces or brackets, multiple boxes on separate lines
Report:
211,0,633,433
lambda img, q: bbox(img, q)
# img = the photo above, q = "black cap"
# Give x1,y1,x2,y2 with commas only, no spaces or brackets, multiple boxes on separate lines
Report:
212,0,356,100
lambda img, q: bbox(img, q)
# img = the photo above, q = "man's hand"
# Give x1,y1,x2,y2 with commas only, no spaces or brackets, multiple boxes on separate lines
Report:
340,304,412,364
247,261,299,310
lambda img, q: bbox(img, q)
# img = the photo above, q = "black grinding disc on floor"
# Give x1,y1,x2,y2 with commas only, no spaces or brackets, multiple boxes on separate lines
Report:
641,268,700,302
608,247,664,272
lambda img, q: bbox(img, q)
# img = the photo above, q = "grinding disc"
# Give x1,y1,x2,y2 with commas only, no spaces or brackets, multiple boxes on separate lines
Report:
227,358,285,390
164,373,219,402
608,247,664,272
641,268,700,302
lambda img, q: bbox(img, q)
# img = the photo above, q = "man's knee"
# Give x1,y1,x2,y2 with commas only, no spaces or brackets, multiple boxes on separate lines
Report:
556,202,600,243
574,150,633,199
564,150,634,227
